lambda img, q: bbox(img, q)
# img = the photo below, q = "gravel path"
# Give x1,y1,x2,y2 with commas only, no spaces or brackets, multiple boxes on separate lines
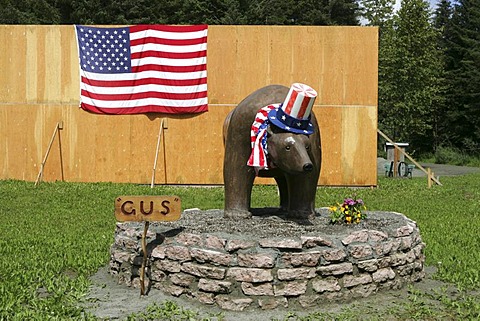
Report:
377,157,480,178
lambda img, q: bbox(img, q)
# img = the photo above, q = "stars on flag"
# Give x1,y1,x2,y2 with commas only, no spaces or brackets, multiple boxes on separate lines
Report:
77,26,131,74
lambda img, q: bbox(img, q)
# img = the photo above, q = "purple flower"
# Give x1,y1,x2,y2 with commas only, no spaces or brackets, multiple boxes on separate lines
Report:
345,198,355,206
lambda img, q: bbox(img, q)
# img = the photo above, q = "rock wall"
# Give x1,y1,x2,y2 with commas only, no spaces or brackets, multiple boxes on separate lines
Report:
109,210,425,311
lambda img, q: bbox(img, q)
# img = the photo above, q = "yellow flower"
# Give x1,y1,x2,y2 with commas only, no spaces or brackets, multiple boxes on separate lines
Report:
346,216,352,223
329,206,337,212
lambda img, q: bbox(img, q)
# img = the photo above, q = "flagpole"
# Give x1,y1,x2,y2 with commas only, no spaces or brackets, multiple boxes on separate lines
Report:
151,119,165,188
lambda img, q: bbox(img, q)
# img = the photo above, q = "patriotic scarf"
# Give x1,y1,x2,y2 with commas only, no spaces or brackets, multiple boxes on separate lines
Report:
247,104,280,173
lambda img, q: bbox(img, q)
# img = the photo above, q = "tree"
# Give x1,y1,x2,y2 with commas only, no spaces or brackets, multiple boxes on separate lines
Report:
328,0,360,25
431,0,452,150
215,0,249,24
443,0,480,154
0,0,60,24
360,0,395,27
378,0,444,154
377,18,398,142
0,0,361,25
362,0,397,148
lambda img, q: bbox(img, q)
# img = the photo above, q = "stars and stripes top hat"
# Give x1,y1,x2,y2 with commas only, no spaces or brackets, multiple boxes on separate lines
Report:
268,83,317,135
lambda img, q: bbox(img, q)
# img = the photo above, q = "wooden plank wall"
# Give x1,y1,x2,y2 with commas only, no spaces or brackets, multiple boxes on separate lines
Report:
0,25,378,186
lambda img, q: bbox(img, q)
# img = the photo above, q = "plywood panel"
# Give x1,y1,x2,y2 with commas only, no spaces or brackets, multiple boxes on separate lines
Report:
0,26,27,103
164,109,229,184
26,106,44,181
206,26,237,106
289,27,326,88
342,28,378,106
60,26,80,102
268,27,296,87
39,106,65,182
92,114,131,182
128,115,165,185
0,107,7,178
43,27,63,102
25,26,40,102
317,107,343,185
70,108,97,182
4,106,31,180
235,27,271,100
60,105,78,181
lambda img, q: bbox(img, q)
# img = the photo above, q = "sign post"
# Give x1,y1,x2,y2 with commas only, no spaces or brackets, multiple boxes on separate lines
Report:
114,195,181,295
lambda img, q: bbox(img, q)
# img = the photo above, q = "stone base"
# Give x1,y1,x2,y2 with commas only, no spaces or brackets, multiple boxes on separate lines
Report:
109,209,425,311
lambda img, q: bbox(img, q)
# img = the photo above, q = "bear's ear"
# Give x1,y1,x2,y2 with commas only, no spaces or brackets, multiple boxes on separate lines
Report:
266,125,274,137
267,123,285,135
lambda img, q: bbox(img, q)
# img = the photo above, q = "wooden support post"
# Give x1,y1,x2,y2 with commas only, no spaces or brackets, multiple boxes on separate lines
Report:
393,146,399,177
114,195,181,297
140,221,150,296
427,168,432,188
151,119,165,188
35,121,63,186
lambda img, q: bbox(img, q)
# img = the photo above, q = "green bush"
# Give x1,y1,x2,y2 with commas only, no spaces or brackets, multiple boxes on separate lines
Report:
434,146,469,165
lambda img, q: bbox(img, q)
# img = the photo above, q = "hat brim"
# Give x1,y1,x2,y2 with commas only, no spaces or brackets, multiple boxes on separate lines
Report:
267,107,314,135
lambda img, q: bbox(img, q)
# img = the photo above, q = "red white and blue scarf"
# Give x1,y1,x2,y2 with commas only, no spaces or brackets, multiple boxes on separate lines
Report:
247,104,280,173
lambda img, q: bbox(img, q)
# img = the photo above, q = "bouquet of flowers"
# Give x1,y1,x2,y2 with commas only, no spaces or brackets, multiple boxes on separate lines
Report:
329,196,367,224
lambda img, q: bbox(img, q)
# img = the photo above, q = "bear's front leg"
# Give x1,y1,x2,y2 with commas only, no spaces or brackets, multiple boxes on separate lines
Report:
285,173,318,220
223,151,256,219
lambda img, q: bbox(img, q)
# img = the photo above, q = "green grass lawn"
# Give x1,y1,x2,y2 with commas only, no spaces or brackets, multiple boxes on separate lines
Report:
1,174,480,320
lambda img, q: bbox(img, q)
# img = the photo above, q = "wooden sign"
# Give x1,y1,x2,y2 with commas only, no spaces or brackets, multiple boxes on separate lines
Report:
114,196,181,222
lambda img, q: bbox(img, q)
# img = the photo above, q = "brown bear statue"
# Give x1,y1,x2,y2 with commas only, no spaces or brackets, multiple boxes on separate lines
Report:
223,84,321,220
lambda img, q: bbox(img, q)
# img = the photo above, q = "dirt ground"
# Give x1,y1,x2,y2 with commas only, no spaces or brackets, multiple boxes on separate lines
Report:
82,265,455,320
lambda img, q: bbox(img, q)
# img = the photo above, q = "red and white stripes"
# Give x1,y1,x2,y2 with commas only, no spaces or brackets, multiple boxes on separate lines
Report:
247,104,279,171
282,83,317,120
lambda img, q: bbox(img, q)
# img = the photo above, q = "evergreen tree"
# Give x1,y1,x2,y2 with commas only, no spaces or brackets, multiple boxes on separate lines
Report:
431,0,452,150
291,0,331,25
0,0,361,25
379,0,444,153
434,0,453,31
443,0,480,154
328,0,360,25
245,0,360,25
215,0,249,24
360,0,395,26
361,0,396,146
246,0,296,25
0,0,60,24
377,18,398,141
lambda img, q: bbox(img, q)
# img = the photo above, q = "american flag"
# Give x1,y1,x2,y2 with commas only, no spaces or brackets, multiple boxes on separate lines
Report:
75,25,208,114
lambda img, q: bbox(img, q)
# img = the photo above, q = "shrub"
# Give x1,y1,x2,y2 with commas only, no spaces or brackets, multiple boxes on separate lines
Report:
434,146,468,165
